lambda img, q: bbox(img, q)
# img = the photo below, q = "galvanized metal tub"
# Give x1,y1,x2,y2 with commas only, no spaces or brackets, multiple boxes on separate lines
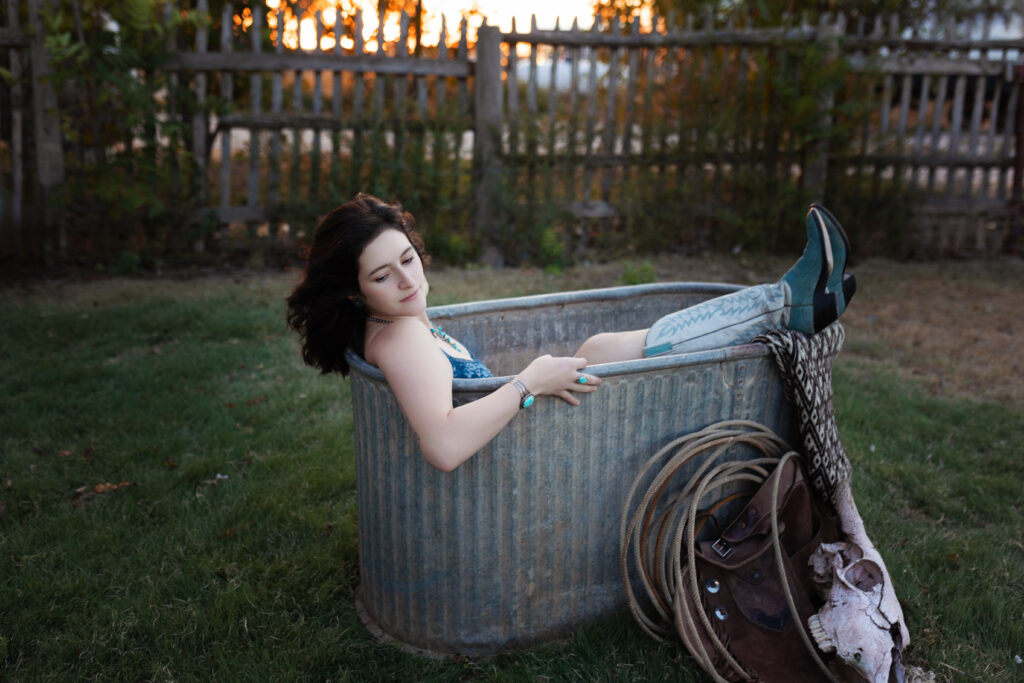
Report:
348,282,793,656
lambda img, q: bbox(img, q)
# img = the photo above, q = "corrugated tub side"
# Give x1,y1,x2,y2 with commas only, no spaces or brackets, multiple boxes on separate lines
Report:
348,283,794,656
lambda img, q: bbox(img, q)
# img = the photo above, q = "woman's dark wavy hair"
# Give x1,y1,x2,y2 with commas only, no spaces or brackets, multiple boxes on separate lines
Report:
286,193,427,376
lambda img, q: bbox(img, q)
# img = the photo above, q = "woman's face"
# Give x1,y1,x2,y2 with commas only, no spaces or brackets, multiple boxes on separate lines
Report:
355,228,429,319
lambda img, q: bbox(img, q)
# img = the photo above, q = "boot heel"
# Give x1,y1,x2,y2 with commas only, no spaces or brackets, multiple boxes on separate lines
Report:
843,272,857,304
813,290,839,332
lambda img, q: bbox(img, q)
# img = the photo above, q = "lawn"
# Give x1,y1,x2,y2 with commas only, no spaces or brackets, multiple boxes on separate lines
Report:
2,255,1022,681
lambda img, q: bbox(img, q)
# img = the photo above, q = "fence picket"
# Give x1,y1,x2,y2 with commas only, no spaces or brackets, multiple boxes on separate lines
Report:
290,8,304,200
5,0,23,252
544,21,559,206
309,10,323,198
220,5,233,209
507,19,519,158
432,17,447,205
352,10,365,197
192,0,209,209
249,7,263,210
567,18,581,199
330,9,343,201
453,17,468,199
581,17,601,205
269,9,284,208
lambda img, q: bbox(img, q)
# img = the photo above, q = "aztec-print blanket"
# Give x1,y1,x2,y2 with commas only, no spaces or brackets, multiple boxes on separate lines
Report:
754,322,852,505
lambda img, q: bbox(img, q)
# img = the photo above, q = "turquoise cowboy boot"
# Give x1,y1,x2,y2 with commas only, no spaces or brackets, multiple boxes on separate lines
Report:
782,205,833,335
643,204,852,357
643,282,791,356
809,203,857,316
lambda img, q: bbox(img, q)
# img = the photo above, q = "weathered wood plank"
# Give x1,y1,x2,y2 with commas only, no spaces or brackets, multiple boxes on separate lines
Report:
0,26,27,46
432,17,448,205
191,0,209,208
544,25,559,205
581,18,601,203
506,21,520,157
997,78,1019,201
847,55,1011,77
351,10,365,197
219,4,233,209
927,73,949,193
503,26,820,47
167,51,471,77
289,8,304,197
600,17,620,203
309,9,323,198
4,0,23,252
248,6,263,209
394,11,410,197
474,24,503,250
566,18,581,198
330,8,343,201
526,15,540,211
268,9,283,208
370,2,386,188
948,74,967,195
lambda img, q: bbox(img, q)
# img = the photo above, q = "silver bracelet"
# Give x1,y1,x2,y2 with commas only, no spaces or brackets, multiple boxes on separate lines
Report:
509,377,535,409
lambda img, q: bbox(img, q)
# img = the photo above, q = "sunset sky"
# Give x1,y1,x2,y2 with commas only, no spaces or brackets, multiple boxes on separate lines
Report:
263,0,607,50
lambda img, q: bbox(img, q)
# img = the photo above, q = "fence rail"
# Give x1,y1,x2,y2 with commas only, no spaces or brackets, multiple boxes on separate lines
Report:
1,3,1022,264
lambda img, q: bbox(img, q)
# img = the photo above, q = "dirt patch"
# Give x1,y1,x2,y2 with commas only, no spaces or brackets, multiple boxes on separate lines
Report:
838,257,1024,408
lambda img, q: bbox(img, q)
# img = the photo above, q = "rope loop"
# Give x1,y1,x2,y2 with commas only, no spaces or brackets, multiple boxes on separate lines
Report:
620,420,838,683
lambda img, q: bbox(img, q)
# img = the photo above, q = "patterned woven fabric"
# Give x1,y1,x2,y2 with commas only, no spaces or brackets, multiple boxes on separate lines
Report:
753,322,852,504
444,350,494,379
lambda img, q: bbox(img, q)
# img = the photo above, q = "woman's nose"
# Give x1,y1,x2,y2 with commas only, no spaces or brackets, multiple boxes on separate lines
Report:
398,268,416,287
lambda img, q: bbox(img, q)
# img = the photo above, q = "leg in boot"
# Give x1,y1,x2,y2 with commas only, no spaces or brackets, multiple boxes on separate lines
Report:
644,283,788,357
643,204,857,357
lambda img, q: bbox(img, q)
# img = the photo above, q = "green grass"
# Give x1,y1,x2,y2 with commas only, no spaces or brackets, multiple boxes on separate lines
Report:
1,272,1022,681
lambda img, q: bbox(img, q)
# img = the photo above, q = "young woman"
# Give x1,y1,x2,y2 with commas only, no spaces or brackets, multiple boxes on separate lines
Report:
287,194,855,472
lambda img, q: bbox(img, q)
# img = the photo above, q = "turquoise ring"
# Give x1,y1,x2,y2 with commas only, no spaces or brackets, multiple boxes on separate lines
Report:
575,375,588,385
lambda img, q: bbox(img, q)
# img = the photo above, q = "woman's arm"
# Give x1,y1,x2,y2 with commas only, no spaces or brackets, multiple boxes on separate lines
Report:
369,320,598,472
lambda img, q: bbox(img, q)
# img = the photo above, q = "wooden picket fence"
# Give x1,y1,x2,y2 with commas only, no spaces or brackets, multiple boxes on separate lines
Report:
0,0,65,262
486,12,1024,258
1,2,1022,263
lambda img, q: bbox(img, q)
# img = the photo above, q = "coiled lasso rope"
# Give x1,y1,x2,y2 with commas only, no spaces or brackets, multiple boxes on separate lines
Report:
619,419,838,683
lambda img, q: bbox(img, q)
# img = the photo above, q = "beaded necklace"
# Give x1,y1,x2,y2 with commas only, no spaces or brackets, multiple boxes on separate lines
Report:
366,315,462,354
429,325,462,352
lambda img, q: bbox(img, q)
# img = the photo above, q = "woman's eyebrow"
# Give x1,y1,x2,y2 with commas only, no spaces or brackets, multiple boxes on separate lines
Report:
367,247,413,277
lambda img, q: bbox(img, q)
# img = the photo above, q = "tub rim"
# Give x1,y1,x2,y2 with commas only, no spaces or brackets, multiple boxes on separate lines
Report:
345,281,773,391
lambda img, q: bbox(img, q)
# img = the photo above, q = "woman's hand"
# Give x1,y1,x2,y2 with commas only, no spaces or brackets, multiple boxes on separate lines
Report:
516,354,601,406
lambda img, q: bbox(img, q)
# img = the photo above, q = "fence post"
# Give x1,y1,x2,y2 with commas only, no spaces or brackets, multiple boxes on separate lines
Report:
26,0,66,261
473,23,504,265
806,14,843,203
1011,64,1024,256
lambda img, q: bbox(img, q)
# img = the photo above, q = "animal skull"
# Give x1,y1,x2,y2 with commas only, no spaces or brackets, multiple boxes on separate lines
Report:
807,481,910,683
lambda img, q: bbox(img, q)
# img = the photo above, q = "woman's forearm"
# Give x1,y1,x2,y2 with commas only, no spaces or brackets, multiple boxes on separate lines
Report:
416,381,525,471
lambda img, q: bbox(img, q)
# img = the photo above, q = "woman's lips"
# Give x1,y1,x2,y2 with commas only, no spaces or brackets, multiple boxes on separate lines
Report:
401,288,419,303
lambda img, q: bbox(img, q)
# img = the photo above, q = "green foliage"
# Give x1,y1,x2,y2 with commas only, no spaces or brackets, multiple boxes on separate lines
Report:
109,250,143,276
617,260,657,285
40,1,204,264
538,227,567,273
426,230,476,267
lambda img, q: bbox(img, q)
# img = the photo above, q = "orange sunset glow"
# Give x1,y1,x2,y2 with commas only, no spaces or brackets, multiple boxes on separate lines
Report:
243,0,604,52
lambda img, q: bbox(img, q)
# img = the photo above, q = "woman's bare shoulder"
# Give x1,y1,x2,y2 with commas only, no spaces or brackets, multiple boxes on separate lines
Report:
364,318,436,368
